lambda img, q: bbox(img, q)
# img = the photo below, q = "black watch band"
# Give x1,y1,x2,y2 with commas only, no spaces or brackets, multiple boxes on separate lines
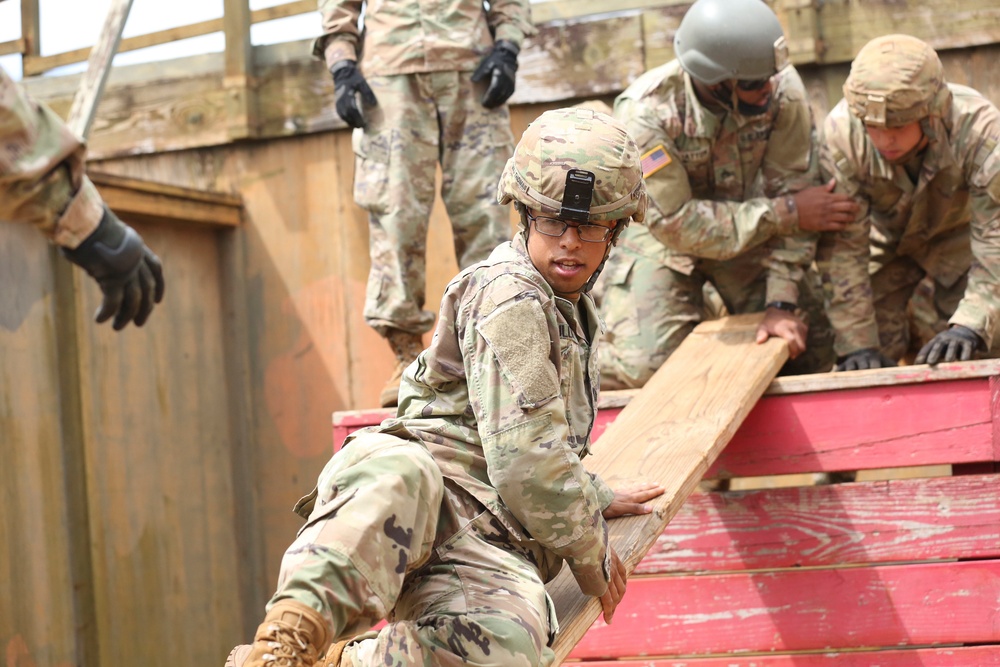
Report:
766,301,798,312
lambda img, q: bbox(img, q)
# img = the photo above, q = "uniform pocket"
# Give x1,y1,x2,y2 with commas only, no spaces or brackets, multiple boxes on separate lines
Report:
352,126,391,215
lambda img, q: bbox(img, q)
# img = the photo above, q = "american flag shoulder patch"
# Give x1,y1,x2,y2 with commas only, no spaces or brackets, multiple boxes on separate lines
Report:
640,144,672,178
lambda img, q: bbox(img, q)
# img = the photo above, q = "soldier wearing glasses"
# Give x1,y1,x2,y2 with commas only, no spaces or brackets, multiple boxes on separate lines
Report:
593,0,858,389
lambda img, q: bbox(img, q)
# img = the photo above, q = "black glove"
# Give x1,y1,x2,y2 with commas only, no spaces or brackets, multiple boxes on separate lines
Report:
62,205,165,331
835,348,897,371
331,60,377,128
471,40,519,109
914,325,983,365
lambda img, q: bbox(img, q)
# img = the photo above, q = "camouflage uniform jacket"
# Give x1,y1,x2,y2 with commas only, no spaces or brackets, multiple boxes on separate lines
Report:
313,0,535,75
0,66,103,249
819,85,1000,354
366,234,614,596
614,60,819,305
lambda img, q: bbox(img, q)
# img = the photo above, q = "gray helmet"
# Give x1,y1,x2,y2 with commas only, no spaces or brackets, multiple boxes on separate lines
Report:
674,0,789,85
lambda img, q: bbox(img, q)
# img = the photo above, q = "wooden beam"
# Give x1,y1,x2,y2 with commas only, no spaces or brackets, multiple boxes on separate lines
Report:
20,0,40,58
547,313,788,664
531,0,685,24
223,0,255,139
0,37,25,57
89,171,244,228
20,2,312,78
66,0,134,140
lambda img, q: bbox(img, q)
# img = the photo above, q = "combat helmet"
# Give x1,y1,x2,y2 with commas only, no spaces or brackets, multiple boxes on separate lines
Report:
497,107,647,290
843,34,949,127
673,0,789,85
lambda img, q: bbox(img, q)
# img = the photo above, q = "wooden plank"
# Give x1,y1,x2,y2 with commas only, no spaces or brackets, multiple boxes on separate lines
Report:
20,0,40,58
74,222,246,667
66,0,134,140
224,0,256,139
568,560,1000,658
812,0,1000,64
635,474,1000,574
530,0,685,25
590,377,995,477
0,37,25,57
548,314,789,664
0,225,84,667
89,171,244,227
20,3,311,77
564,645,1000,667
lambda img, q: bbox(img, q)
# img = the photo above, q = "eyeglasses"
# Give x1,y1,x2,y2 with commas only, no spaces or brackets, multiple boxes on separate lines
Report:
526,210,613,243
735,78,771,92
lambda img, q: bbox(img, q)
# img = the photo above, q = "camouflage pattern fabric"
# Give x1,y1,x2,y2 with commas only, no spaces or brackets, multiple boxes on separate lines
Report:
818,84,1000,356
313,0,534,74
0,65,104,248
594,60,831,387
356,72,515,336
269,235,614,665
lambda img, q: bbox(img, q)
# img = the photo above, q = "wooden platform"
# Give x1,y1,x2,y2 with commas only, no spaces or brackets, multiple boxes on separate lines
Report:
333,358,1000,665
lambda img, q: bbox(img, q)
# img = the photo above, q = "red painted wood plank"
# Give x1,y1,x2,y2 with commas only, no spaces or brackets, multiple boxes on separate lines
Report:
563,645,1000,666
567,560,1000,659
591,378,995,477
993,375,1000,462
634,473,1000,574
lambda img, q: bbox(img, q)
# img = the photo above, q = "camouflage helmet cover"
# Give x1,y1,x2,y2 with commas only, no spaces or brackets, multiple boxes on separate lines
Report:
673,0,789,85
843,34,947,127
497,107,647,225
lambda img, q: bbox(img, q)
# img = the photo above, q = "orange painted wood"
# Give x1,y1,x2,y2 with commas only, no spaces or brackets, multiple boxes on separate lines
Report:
634,473,1000,574
566,559,1000,659
563,645,1000,666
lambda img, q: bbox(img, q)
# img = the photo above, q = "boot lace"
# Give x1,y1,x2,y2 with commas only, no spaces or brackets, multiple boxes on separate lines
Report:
259,623,319,667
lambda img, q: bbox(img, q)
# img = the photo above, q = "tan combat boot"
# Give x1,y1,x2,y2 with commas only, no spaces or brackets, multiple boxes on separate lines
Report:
225,600,330,667
379,329,424,408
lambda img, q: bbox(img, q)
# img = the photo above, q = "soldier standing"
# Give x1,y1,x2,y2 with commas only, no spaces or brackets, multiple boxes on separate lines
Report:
817,34,1000,369
225,108,664,667
314,0,535,406
1,66,165,330
594,0,858,389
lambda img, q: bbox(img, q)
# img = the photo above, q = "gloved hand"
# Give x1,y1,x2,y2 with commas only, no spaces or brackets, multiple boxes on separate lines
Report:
471,40,519,109
331,60,377,128
914,325,983,365
62,205,165,330
835,348,897,371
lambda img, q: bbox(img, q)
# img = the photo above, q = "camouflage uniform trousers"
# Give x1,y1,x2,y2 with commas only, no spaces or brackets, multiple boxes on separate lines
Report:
870,256,1000,360
354,71,515,337
272,431,558,666
595,243,836,389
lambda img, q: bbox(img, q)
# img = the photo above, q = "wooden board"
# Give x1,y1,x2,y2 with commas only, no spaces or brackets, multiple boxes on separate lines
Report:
634,473,1000,574
563,646,1000,667
547,313,789,664
567,559,1000,658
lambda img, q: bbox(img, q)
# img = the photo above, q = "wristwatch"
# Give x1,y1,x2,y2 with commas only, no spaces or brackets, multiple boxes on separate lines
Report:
766,301,798,312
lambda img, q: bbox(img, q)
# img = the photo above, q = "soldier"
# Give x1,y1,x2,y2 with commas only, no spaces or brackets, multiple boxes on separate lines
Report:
225,108,664,667
817,34,1000,369
314,0,535,406
1,66,165,330
594,0,858,389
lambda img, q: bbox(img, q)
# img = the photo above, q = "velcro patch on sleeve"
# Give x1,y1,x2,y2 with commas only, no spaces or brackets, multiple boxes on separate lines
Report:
478,297,560,408
640,144,673,178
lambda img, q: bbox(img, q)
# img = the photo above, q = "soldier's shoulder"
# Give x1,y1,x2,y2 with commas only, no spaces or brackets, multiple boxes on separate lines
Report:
618,61,684,106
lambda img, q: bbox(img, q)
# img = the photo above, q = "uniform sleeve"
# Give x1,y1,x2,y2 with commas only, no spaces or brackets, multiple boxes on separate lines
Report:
467,283,610,597
312,0,364,69
951,151,1000,348
485,0,536,47
617,96,798,262
0,66,103,249
815,106,881,356
759,72,822,305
